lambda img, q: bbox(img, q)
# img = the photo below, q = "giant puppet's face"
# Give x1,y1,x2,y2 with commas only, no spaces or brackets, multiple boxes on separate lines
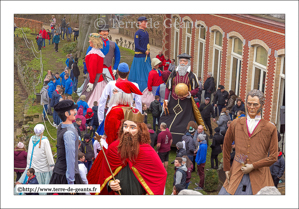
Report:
139,20,148,29
65,109,77,122
88,40,94,47
99,30,109,40
123,120,138,136
246,96,261,119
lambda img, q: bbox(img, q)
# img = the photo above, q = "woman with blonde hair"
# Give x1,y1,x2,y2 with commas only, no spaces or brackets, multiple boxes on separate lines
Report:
15,124,54,195
79,33,106,107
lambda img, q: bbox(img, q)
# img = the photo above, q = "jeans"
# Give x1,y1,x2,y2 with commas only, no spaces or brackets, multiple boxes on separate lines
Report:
84,160,93,173
197,163,206,188
62,27,66,39
229,113,233,120
43,104,48,119
204,91,211,100
38,45,42,50
74,35,78,41
217,104,225,116
72,77,78,92
55,43,58,51
152,116,160,131
42,38,45,47
48,39,51,45
53,110,61,125
185,182,190,189
187,155,194,162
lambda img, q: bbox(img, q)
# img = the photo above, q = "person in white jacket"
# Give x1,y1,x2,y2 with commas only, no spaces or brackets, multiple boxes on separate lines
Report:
97,63,142,125
15,124,54,195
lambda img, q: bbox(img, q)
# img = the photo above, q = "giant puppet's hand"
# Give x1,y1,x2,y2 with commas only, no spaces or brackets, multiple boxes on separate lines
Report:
113,70,117,76
86,83,94,92
241,164,254,174
225,171,231,184
109,179,121,192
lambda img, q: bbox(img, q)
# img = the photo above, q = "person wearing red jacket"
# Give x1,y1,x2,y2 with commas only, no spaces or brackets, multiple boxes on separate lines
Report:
39,27,47,48
156,51,165,71
46,29,52,45
162,55,171,71
147,58,163,95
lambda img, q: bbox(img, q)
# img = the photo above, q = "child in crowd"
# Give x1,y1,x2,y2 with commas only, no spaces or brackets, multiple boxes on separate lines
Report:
73,27,79,41
75,108,86,135
36,34,43,51
80,134,94,173
90,101,99,137
236,110,246,118
173,157,187,187
47,29,52,45
149,95,162,131
78,152,88,184
65,54,71,70
64,73,73,98
60,68,68,89
182,155,193,189
77,95,89,116
25,168,39,195
73,118,82,138
85,108,94,135
53,32,60,52
162,55,171,71
142,103,148,124
54,72,61,87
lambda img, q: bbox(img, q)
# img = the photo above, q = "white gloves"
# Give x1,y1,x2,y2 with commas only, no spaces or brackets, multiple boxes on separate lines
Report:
225,171,231,184
113,70,117,76
86,83,94,92
98,119,103,126
241,164,254,174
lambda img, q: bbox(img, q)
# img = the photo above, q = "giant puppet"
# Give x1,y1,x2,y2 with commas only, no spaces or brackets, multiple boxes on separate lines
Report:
219,89,278,195
128,16,152,93
159,53,206,145
95,108,167,195
87,80,143,185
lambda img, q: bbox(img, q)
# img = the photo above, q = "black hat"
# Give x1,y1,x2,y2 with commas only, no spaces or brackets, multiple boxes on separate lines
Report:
174,184,185,193
137,16,147,22
98,24,110,32
54,100,77,113
84,133,90,140
177,53,192,59
219,85,224,90
214,127,220,133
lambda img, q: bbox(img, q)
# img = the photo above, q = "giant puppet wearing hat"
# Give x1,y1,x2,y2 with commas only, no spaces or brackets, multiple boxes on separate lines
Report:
86,24,120,82
87,79,143,186
128,16,152,92
159,53,206,145
49,100,85,189
95,108,167,195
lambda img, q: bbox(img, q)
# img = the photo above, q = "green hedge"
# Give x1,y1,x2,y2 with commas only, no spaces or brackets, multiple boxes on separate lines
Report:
204,169,219,192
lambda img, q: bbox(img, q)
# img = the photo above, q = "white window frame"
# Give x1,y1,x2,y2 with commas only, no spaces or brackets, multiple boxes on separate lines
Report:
185,21,192,55
251,46,267,92
212,30,223,87
173,17,180,64
197,25,205,79
275,56,285,126
229,37,243,95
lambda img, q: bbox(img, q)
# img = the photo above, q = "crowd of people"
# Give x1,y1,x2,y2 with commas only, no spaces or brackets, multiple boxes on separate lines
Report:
35,15,79,51
14,15,284,196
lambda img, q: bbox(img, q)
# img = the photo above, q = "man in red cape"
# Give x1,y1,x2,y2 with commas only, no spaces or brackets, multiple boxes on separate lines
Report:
87,79,143,186
96,108,167,195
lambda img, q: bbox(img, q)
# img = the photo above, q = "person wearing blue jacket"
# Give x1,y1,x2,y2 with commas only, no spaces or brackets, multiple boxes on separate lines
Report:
53,32,60,52
195,134,208,190
76,95,89,116
36,35,43,51
54,73,61,88
60,69,68,88
270,147,285,188
51,85,62,126
47,78,55,115
64,73,73,97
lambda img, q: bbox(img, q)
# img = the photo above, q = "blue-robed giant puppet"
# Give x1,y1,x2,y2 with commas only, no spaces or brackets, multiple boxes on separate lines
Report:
77,25,121,106
128,16,152,93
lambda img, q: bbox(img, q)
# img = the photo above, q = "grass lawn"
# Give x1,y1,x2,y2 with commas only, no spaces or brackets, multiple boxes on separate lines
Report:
15,31,223,195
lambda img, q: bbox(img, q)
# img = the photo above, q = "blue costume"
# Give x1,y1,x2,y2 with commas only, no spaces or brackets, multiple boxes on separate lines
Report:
128,23,152,92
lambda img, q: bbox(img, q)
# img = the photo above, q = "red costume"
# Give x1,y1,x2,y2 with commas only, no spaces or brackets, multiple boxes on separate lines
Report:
96,138,167,195
85,48,105,84
87,80,143,186
147,69,163,92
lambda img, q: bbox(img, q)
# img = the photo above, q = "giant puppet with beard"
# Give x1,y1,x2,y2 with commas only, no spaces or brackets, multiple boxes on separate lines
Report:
87,79,143,185
96,109,167,195
159,53,206,145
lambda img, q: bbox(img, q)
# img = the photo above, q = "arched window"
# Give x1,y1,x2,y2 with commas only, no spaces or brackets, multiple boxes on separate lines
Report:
252,45,268,93
197,25,206,79
212,30,223,89
185,20,192,55
173,17,180,65
230,37,243,95
276,56,285,128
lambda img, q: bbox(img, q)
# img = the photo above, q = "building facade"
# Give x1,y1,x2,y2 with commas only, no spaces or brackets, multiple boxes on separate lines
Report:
162,14,285,130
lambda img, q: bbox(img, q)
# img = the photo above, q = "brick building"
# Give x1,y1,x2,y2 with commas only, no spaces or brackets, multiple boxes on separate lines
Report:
162,14,285,130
